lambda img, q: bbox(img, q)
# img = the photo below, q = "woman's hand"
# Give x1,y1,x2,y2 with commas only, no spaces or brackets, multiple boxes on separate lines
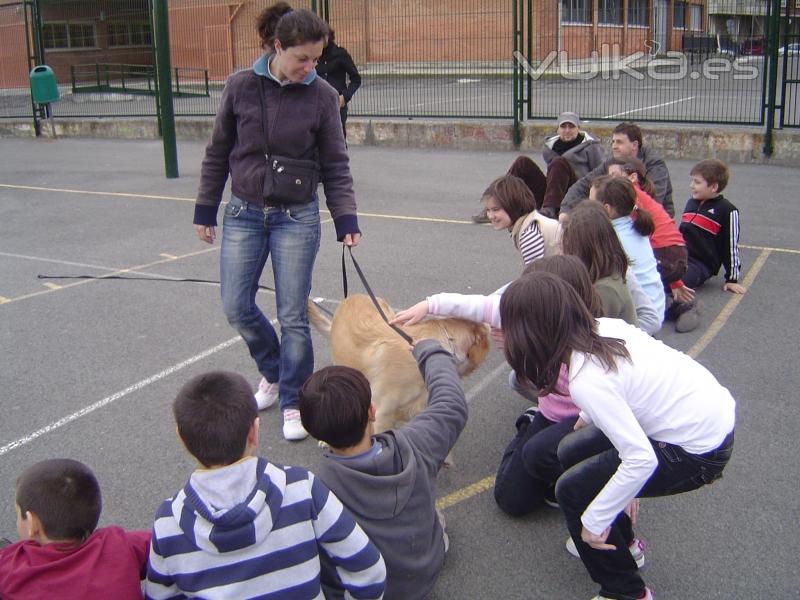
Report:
196,225,216,244
624,498,640,526
343,233,361,247
581,526,616,551
390,300,429,326
573,416,588,430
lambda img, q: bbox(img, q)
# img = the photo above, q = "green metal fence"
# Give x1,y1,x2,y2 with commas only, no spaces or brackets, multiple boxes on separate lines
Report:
1,0,798,131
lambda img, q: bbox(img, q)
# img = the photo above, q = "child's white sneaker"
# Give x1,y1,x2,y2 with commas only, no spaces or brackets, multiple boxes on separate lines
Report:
566,536,646,569
282,409,308,441
255,377,279,411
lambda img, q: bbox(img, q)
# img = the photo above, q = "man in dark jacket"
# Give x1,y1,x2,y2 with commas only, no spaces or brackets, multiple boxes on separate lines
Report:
559,121,675,219
316,30,361,136
299,340,467,600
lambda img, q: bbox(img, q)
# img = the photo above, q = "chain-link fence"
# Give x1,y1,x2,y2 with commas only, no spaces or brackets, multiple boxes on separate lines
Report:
0,0,798,128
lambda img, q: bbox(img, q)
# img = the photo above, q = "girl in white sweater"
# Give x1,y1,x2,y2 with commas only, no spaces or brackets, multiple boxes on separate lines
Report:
499,272,735,600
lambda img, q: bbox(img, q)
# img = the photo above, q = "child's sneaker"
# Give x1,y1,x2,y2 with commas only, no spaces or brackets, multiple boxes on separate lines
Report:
514,406,540,431
255,377,279,410
566,536,647,569
591,587,653,600
282,409,308,441
543,486,559,509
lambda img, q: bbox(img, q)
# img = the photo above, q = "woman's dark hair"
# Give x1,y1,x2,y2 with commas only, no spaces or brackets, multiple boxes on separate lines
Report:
500,272,630,395
299,366,372,449
173,371,258,468
522,255,603,318
562,200,629,282
610,157,656,198
592,175,655,237
481,174,536,223
256,2,294,50
274,8,330,49
16,459,102,543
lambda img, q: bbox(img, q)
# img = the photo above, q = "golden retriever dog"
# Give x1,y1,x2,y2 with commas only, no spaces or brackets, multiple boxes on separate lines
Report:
307,294,490,434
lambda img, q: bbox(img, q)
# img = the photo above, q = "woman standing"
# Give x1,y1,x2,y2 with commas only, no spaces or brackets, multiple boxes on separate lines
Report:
193,5,360,441
315,29,361,137
500,272,735,600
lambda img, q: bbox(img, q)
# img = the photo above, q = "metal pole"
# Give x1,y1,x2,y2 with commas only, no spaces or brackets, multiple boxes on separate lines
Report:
152,0,179,177
763,0,781,156
512,0,521,146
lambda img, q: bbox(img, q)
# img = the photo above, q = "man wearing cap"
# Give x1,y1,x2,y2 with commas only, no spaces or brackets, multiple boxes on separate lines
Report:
472,111,604,222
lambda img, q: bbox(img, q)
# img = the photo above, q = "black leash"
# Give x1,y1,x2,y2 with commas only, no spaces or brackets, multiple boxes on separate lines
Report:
341,245,414,345
36,274,336,318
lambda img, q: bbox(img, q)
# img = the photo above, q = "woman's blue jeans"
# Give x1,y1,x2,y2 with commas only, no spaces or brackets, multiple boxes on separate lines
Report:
220,195,321,411
555,425,734,600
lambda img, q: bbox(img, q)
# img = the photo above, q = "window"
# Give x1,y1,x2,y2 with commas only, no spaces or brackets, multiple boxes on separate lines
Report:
599,0,623,25
628,0,649,26
561,0,591,24
689,4,703,30
673,1,686,29
42,22,96,49
108,21,152,47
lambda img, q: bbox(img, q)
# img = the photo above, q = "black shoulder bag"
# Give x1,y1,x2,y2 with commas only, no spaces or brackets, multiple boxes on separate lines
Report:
257,78,320,204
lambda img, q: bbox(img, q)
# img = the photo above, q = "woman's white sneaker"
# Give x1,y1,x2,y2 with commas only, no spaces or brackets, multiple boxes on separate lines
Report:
566,536,646,569
282,409,308,441
255,377,279,410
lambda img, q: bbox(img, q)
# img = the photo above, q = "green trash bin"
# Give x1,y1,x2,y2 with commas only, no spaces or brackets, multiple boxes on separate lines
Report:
30,65,60,104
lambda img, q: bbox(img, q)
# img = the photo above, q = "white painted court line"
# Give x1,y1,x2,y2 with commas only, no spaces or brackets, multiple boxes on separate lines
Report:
0,336,242,457
603,96,695,119
0,251,125,272
464,362,508,404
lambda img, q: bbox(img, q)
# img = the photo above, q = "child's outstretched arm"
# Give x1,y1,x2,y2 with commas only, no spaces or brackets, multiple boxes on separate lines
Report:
392,287,507,329
721,206,745,294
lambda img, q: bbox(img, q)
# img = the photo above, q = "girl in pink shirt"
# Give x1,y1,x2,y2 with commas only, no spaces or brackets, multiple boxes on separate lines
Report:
392,255,600,516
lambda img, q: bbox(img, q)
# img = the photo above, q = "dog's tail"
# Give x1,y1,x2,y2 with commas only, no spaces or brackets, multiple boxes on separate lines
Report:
307,298,332,338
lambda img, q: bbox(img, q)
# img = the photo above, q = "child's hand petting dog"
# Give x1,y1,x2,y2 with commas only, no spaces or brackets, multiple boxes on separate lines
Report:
390,300,429,326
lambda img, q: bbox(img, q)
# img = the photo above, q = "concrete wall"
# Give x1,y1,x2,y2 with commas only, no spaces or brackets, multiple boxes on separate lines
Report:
2,116,798,166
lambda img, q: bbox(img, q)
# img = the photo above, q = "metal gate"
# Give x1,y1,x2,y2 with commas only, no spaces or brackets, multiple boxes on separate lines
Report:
778,11,800,127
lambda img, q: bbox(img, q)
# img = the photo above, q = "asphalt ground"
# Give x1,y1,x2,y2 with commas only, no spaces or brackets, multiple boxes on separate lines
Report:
0,138,798,598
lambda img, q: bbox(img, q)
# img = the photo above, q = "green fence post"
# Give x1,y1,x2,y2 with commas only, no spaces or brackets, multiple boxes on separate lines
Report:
764,0,781,157
152,0,178,178
512,0,521,146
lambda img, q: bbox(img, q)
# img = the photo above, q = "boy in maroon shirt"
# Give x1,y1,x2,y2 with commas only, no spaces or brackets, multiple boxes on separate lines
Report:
0,458,149,600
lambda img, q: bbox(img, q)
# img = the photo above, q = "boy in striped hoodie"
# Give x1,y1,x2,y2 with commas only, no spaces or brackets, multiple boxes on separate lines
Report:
145,370,385,600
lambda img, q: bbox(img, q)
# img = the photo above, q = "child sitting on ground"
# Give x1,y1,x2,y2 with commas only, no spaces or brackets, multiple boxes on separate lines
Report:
480,174,562,265
145,370,386,600
0,458,149,600
561,201,661,334
680,159,746,295
299,339,464,600
607,158,698,332
591,176,667,325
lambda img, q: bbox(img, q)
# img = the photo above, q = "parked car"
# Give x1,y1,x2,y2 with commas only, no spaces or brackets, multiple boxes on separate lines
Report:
739,37,764,56
778,42,800,56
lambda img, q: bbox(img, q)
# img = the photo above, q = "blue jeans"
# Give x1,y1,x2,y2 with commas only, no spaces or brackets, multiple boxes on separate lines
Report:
683,255,712,289
220,195,321,411
494,411,577,516
555,425,734,600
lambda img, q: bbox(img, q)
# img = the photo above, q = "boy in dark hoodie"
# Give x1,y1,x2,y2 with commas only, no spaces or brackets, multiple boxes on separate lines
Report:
299,340,467,600
145,370,385,600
